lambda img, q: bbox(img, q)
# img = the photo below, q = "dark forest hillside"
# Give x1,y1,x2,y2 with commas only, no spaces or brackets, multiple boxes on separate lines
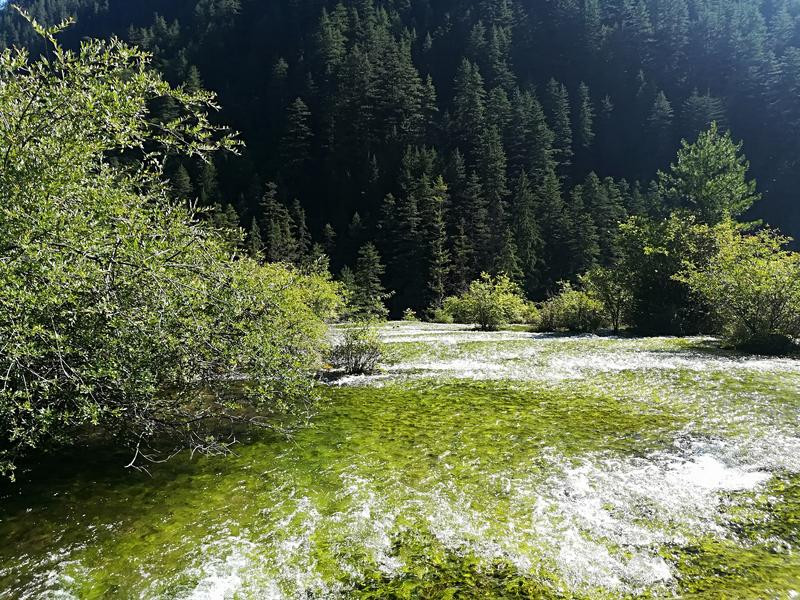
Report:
3,0,799,313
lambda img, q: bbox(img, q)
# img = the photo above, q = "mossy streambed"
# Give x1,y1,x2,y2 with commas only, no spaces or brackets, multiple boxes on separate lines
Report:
2,322,800,599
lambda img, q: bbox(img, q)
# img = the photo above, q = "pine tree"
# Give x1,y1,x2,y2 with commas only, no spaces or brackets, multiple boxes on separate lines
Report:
534,167,570,290
452,58,487,161
450,218,472,294
580,173,626,266
421,176,451,310
464,171,491,276
322,223,337,257
512,172,543,295
290,199,312,261
495,226,523,281
507,89,554,179
198,161,221,206
658,123,760,224
681,89,726,139
566,184,600,275
545,79,574,172
171,163,193,201
247,217,263,260
281,98,313,177
576,82,595,150
479,125,509,255
351,242,390,318
648,90,674,169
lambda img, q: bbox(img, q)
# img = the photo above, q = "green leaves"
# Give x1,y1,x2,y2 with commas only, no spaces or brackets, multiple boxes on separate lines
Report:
677,221,800,353
0,22,341,478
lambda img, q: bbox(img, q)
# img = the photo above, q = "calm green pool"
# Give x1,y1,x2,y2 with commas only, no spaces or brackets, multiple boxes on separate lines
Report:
2,323,799,598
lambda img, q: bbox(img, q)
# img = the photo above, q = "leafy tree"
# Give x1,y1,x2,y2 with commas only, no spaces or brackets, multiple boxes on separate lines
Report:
678,223,800,354
580,266,632,333
617,214,716,334
0,18,342,479
658,123,760,224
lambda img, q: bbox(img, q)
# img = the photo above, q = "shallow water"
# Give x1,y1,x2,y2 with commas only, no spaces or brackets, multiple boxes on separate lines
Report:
2,322,800,598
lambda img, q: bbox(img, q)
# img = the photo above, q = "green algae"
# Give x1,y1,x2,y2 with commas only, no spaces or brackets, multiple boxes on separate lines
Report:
1,323,799,598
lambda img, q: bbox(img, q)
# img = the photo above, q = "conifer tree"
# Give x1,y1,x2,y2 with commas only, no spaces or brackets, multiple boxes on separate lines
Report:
322,223,337,257
566,183,600,275
171,163,193,201
495,226,523,282
290,199,312,260
281,98,313,176
512,172,543,295
452,58,487,161
648,90,674,169
351,242,390,318
464,171,491,275
576,82,595,150
450,219,472,294
198,161,221,206
421,176,451,310
545,79,574,172
247,217,263,260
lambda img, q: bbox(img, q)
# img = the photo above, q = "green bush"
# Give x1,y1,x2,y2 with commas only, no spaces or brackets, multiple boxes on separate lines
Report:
329,322,384,374
0,22,343,479
402,308,418,322
539,283,607,333
441,273,528,331
677,223,800,354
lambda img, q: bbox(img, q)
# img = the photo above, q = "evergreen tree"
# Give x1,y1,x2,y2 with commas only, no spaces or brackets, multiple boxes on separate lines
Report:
451,59,487,161
247,217,263,260
171,163,193,201
658,123,760,224
450,219,472,294
566,184,600,275
420,176,451,310
495,226,523,282
648,90,674,170
545,79,573,172
351,242,390,318
681,89,726,139
281,98,313,176
575,82,595,150
512,172,543,295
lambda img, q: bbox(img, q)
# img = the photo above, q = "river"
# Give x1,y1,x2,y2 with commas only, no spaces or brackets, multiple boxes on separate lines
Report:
2,322,799,598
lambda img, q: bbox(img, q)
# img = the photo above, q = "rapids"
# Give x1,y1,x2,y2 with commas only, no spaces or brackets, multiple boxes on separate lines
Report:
1,322,799,598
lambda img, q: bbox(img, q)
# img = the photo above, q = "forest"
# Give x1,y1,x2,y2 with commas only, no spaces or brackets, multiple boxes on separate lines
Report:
3,0,800,317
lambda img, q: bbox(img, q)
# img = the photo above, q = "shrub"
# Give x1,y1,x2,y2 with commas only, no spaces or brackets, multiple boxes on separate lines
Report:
402,308,418,322
539,283,607,333
0,21,343,479
442,273,528,331
329,322,384,375
677,223,800,354
430,307,454,324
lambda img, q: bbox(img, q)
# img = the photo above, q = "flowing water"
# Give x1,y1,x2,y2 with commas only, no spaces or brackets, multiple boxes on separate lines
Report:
2,322,800,598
